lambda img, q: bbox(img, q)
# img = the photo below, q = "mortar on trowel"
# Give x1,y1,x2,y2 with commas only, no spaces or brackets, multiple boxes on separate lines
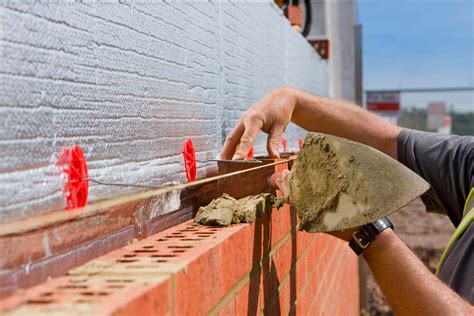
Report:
268,132,430,233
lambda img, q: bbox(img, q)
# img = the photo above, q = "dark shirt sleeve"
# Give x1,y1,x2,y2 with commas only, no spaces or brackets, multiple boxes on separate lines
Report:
397,129,474,226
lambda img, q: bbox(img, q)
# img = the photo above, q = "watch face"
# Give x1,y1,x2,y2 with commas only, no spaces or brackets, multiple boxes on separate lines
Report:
372,218,393,232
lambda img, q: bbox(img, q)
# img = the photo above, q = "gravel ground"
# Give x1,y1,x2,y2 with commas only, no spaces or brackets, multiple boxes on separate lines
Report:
364,198,455,315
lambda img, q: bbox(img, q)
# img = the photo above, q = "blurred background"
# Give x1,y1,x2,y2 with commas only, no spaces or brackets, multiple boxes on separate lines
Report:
359,0,473,135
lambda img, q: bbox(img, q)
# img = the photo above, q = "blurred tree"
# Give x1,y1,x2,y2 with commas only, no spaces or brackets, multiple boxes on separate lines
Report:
398,108,473,136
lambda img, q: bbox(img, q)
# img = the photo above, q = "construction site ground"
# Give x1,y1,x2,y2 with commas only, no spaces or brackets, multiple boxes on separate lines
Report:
365,198,454,315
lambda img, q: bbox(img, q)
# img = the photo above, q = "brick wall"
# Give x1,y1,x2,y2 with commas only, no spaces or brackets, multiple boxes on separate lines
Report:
0,1,328,222
0,221,359,315
0,161,359,315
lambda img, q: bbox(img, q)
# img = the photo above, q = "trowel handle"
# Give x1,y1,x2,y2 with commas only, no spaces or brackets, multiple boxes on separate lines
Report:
268,172,283,189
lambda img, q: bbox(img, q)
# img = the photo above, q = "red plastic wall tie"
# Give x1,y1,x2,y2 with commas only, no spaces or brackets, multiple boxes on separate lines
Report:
57,145,89,210
183,139,197,182
298,137,303,150
281,137,287,152
246,147,254,159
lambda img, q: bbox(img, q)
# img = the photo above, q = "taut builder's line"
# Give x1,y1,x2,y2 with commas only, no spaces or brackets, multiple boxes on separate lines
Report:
0,158,295,237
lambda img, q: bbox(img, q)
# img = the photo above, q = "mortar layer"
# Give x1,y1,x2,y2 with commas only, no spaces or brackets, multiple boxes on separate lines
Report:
194,193,285,226
289,133,351,231
290,132,430,233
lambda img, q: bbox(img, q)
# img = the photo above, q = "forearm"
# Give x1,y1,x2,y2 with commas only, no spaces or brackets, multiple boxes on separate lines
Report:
363,229,473,315
288,88,402,159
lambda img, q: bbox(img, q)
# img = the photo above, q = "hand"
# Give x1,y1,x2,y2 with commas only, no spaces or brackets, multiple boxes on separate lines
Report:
221,87,297,160
271,169,291,201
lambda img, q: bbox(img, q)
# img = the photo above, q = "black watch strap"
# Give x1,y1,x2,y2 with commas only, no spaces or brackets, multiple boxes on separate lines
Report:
349,218,394,255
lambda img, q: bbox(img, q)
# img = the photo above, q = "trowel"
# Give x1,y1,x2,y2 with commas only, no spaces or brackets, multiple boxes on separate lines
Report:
270,132,429,233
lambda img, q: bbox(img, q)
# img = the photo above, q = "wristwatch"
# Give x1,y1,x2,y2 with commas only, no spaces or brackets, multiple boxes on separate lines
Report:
349,218,394,255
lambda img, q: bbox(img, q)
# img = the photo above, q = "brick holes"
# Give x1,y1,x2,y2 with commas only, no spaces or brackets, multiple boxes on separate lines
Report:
106,279,134,283
151,254,176,258
107,285,126,289
27,299,54,305
117,259,139,263
57,284,88,290
133,249,157,253
80,291,110,297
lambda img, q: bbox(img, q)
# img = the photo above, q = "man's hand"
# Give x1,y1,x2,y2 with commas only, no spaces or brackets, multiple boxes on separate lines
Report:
221,87,296,160
221,87,401,160
272,169,291,199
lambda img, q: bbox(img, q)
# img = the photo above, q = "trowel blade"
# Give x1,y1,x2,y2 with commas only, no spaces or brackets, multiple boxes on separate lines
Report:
289,132,430,233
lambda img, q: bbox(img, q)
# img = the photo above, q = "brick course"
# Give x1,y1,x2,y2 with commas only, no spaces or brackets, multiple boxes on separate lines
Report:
0,160,359,315
0,219,358,315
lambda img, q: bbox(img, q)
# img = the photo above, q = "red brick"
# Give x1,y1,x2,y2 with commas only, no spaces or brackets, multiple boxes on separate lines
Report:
272,237,293,284
1,177,361,316
243,272,263,315
174,226,250,315
218,296,236,316
218,158,288,199
275,278,293,316
270,204,293,248
108,279,171,316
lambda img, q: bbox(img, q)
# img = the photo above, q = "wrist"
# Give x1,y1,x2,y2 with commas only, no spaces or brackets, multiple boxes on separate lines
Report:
273,86,298,112
361,228,396,261
349,217,394,255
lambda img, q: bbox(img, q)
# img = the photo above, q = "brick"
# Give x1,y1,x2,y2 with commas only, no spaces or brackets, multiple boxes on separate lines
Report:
1,191,360,316
276,277,293,316
271,237,293,284
284,4,303,27
172,225,251,315
270,204,293,248
108,279,171,316
218,159,282,199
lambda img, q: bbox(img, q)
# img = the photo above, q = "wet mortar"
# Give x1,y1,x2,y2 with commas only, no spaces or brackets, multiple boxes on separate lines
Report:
194,193,285,226
289,133,361,232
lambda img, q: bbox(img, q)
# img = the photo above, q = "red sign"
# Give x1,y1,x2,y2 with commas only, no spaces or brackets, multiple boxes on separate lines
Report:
367,91,400,112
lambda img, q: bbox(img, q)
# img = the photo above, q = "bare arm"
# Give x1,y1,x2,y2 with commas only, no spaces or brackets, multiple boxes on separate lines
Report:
291,88,401,158
274,171,473,315
363,229,473,315
221,87,401,160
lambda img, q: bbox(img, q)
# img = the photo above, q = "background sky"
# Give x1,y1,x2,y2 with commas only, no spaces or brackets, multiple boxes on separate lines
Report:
357,0,474,112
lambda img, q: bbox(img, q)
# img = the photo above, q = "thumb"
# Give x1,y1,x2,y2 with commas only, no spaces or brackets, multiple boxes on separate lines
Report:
266,125,285,158
275,169,291,199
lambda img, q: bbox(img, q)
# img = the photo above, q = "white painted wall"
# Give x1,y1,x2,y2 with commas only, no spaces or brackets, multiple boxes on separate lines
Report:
0,1,329,222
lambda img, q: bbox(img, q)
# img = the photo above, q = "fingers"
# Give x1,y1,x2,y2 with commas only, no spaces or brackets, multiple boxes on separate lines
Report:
266,124,285,158
268,172,283,189
220,121,245,160
275,169,291,200
232,117,263,160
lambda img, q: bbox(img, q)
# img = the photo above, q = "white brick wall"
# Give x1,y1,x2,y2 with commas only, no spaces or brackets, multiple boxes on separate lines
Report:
0,1,328,222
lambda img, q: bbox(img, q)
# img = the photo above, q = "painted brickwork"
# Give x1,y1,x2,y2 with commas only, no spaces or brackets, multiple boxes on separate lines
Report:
0,200,359,315
0,1,328,222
